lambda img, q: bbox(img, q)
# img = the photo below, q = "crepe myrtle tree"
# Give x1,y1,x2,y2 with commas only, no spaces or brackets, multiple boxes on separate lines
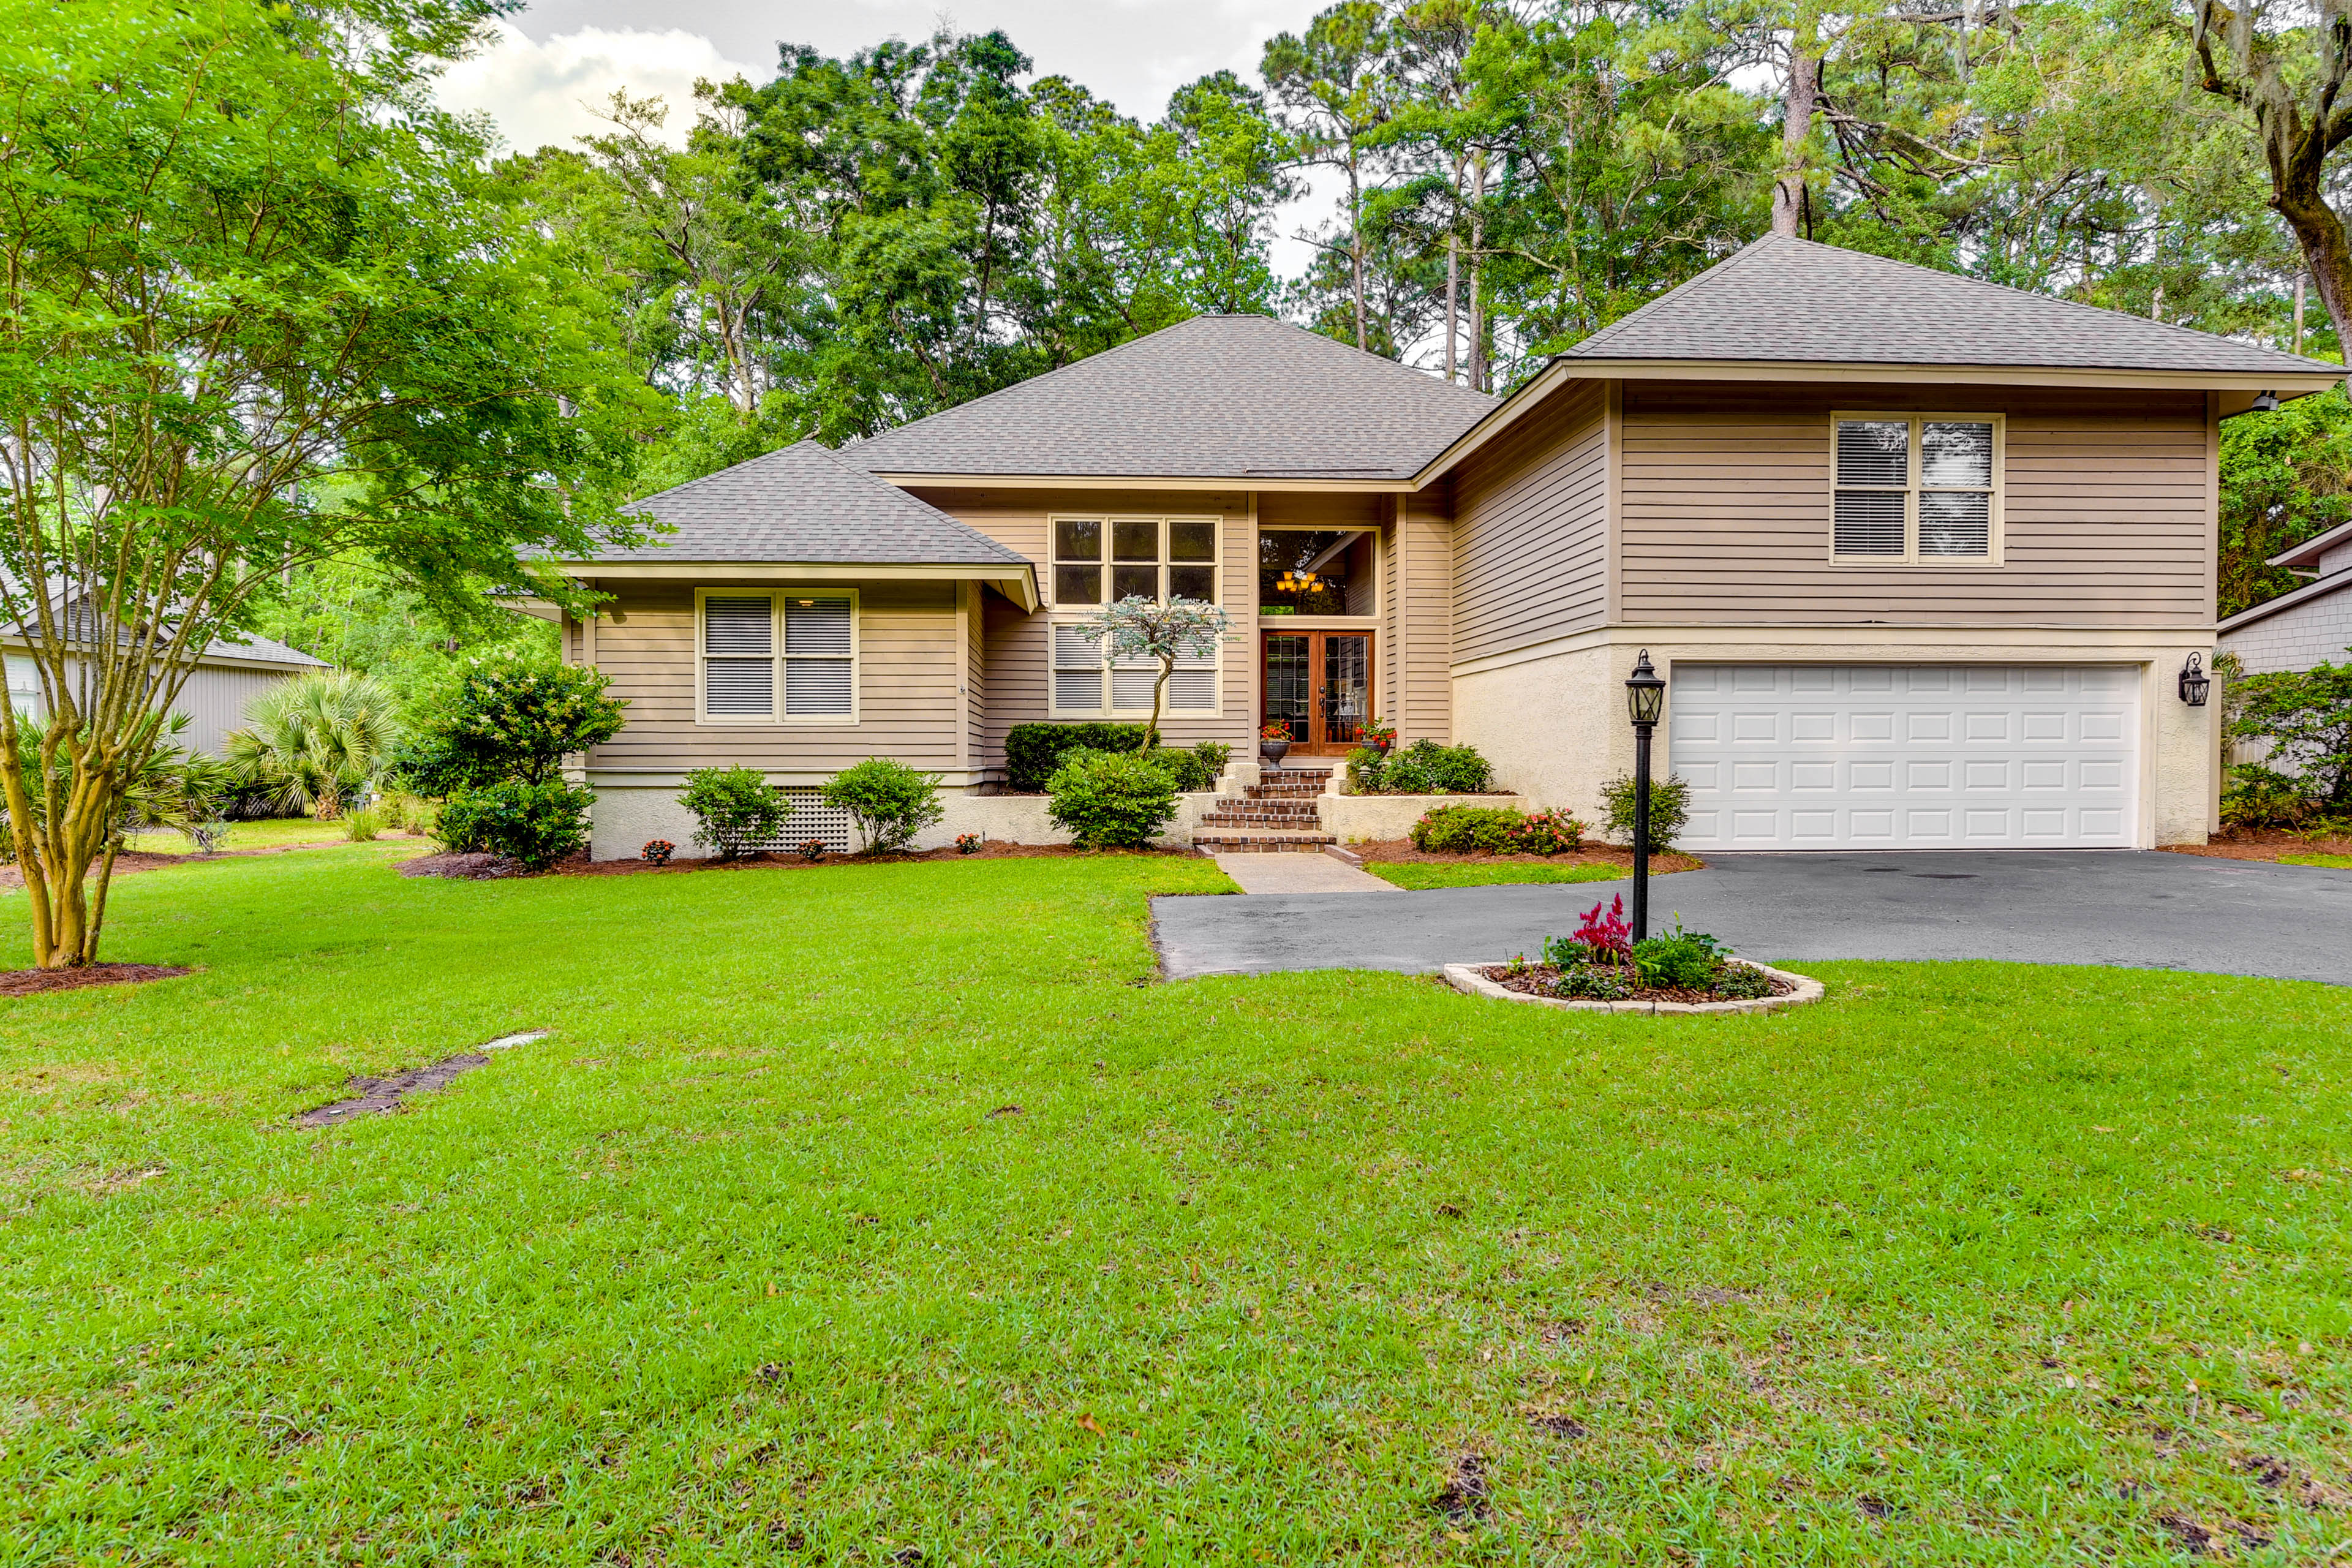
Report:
0,0,655,967
1076,596,1234,749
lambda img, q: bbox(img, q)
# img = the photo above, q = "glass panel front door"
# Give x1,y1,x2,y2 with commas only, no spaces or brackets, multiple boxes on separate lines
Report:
1261,630,1373,753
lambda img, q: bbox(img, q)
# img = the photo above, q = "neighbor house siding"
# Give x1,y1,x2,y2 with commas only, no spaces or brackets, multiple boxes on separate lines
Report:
1450,377,1610,663
2222,584,2352,674
911,487,1256,756
1617,382,2214,625
584,579,961,774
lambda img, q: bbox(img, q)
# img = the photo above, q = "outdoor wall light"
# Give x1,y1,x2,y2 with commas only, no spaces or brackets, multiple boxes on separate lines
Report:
2179,653,2212,707
1624,650,1667,942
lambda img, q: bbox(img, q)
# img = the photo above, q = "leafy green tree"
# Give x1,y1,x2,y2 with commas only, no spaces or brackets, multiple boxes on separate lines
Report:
1264,4,1400,352
1075,596,1234,749
2219,387,2352,617
394,661,627,796
0,0,651,967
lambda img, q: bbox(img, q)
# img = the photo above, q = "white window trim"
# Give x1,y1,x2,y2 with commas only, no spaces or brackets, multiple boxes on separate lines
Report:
1043,513,1224,718
1828,410,2005,567
694,586,861,725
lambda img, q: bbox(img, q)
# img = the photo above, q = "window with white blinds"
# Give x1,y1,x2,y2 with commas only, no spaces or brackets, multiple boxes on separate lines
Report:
1832,413,2001,564
698,590,859,722
1049,622,1220,717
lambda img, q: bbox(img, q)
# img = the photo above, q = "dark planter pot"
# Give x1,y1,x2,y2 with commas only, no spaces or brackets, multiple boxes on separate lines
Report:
1360,736,1393,756
1259,739,1291,766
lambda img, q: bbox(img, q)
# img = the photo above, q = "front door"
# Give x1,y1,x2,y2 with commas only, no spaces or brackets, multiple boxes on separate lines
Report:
1261,630,1374,754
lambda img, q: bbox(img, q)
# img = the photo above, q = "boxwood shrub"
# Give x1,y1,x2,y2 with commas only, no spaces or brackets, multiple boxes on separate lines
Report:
1046,749,1179,848
435,778,595,869
1005,722,1149,791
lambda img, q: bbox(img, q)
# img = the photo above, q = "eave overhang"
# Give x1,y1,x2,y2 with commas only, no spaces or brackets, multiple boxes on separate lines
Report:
557,559,1040,613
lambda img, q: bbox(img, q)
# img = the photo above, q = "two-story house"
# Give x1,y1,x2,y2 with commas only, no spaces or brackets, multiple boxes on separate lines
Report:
557,236,2340,858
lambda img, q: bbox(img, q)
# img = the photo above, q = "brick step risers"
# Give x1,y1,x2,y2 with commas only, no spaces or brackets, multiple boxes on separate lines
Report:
1244,784,1327,801
1194,834,1339,854
1201,812,1322,828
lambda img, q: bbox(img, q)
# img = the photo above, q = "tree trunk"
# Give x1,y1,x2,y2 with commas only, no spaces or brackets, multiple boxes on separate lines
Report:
1468,152,1488,392
1349,151,1368,352
1772,38,1821,238
1148,658,1170,752
2274,175,2352,363
1445,151,1464,383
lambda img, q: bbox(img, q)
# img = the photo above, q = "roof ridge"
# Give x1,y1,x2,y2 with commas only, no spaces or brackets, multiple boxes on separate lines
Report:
627,436,822,511
1775,236,2342,370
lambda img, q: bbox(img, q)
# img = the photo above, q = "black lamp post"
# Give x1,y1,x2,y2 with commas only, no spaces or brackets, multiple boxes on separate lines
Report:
1624,649,1667,943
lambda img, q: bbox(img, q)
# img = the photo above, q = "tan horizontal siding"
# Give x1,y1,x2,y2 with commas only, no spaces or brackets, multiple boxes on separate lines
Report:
586,579,960,772
1399,491,1453,742
1452,379,1609,662
1619,381,2214,626
913,487,1257,761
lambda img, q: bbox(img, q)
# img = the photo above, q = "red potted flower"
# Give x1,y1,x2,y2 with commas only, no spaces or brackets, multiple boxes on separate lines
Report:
1259,720,1292,766
1359,718,1396,756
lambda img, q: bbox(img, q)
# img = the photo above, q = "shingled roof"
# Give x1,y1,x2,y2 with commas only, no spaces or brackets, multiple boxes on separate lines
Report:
846,315,1498,481
1563,235,2340,376
584,439,1030,566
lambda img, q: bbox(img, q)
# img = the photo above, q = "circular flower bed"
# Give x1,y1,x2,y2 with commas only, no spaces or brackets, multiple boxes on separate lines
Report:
1446,959,1823,1017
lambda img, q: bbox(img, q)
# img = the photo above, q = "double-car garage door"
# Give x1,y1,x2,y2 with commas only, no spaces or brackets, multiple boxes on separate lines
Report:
1672,663,2138,851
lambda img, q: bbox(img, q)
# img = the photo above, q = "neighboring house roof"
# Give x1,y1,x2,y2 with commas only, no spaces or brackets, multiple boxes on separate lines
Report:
2269,516,2352,571
582,439,1031,567
2219,568,2352,633
1560,235,2344,377
201,631,327,668
846,314,1498,481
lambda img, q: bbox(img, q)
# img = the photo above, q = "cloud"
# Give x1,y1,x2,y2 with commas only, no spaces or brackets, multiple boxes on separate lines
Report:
438,21,761,153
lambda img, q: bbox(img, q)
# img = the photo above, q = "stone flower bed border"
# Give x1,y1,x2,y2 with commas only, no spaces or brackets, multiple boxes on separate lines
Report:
1442,960,1825,1017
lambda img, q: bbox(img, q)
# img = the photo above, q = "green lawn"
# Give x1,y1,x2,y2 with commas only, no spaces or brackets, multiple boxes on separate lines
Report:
2282,853,2352,869
1363,859,1627,889
6,847,2351,1564
124,817,377,855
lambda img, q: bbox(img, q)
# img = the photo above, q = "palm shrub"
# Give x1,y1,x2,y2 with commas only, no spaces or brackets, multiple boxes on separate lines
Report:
1601,772,1691,853
1047,749,1178,848
222,669,399,818
680,766,789,859
1,711,229,865
822,758,944,854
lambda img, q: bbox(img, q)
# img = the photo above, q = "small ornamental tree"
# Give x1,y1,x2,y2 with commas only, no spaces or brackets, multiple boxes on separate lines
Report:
1076,596,1232,748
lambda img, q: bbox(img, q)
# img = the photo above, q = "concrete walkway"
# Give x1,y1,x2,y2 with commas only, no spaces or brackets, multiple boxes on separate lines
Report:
1155,850,2352,985
1212,851,1400,894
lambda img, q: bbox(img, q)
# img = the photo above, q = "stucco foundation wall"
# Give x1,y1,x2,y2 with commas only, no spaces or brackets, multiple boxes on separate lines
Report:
1321,793,1525,843
589,782,1218,861
1452,630,2220,850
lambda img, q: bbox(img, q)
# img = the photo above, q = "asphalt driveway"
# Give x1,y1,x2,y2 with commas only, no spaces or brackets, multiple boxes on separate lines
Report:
1152,850,2352,985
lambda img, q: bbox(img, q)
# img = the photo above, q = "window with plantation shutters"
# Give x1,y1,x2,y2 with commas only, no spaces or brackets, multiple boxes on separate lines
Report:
1052,622,1103,711
783,596,854,717
1832,413,2001,564
698,589,859,722
1049,620,1222,718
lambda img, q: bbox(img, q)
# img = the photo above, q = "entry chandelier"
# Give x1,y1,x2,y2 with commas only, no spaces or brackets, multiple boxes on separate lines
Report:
1275,569,1322,595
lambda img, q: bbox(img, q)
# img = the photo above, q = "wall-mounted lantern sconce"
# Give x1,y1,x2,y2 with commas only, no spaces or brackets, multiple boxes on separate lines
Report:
2179,653,2211,707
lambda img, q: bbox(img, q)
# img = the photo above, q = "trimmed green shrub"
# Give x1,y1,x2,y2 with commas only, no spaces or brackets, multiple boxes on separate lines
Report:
1601,772,1691,853
342,808,382,842
2228,655,2352,809
1506,809,1584,854
2220,763,2322,829
1411,804,1524,853
1046,748,1178,848
1192,740,1233,779
823,758,944,854
680,766,789,859
1137,745,1221,793
1004,722,1149,792
1354,739,1495,794
393,658,627,795
435,778,594,869
1631,928,1725,989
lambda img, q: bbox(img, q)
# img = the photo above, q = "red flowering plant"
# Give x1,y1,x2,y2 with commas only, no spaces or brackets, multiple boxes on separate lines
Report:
1259,721,1292,741
955,832,982,855
640,839,674,866
1545,893,1632,968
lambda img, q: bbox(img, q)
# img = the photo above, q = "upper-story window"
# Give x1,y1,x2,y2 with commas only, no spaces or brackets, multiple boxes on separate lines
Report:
1832,413,2002,564
1052,516,1219,605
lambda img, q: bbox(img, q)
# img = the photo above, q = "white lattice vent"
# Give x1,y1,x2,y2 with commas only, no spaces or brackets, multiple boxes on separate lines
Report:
742,790,856,853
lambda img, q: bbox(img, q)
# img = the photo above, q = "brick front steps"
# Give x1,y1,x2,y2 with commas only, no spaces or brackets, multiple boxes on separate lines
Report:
1197,767,1335,853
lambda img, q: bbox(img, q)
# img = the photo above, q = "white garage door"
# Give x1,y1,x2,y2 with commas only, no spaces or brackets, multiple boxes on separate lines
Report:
1673,664,2138,851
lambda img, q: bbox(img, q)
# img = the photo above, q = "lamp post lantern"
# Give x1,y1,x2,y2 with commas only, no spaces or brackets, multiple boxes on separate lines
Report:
1624,649,1666,943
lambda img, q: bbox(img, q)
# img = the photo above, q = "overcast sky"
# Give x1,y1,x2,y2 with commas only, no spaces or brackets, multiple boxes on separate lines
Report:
436,1,1336,277
438,1,1330,153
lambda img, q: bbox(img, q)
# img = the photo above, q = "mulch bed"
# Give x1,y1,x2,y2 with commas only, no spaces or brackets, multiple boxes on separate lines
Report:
1475,960,1792,1007
0,963,194,997
1351,840,1706,873
2159,829,2352,863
